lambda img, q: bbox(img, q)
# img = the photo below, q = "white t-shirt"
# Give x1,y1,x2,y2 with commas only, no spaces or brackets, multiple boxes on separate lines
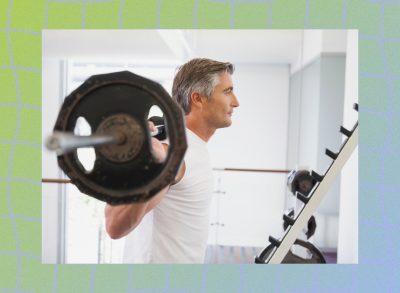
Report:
123,128,213,263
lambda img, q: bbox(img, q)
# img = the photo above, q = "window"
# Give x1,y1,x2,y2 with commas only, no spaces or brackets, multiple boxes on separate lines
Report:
62,60,177,263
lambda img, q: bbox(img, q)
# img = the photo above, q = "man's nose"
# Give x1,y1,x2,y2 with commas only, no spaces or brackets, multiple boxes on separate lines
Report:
232,93,239,107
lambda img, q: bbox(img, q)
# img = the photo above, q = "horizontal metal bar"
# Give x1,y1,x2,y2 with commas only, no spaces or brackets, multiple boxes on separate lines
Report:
42,178,72,184
213,168,290,174
44,167,290,184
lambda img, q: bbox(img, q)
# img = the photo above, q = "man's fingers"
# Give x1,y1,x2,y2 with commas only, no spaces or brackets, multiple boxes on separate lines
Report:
148,121,156,132
150,137,167,163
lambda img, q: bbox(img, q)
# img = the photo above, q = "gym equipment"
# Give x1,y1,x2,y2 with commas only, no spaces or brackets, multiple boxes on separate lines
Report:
287,169,317,196
255,238,326,264
285,169,318,239
283,209,316,240
47,71,187,205
256,103,358,264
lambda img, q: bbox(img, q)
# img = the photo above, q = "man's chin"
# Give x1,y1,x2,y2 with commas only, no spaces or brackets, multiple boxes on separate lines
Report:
218,120,232,128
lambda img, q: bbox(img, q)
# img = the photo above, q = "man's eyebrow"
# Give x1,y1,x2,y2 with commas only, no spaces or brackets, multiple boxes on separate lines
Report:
223,86,234,92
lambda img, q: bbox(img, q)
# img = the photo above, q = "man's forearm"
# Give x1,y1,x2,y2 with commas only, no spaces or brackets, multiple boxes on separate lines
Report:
105,187,168,239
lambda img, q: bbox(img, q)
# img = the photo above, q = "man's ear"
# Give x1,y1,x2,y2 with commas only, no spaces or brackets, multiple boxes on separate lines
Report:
189,92,205,110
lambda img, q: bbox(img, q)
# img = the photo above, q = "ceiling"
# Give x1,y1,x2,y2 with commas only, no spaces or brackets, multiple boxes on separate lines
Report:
43,30,303,66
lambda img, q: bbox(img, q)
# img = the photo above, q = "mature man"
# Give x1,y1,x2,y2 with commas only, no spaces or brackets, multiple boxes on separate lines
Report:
105,58,239,263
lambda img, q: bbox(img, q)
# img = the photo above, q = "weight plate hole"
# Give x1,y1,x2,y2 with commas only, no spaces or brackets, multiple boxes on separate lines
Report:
148,105,163,118
74,116,92,136
77,148,96,172
75,116,96,172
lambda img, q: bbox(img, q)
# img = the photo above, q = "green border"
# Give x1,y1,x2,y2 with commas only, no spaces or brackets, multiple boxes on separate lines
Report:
1,0,399,292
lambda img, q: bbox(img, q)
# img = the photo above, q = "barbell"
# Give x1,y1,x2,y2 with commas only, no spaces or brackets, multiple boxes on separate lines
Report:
46,71,187,205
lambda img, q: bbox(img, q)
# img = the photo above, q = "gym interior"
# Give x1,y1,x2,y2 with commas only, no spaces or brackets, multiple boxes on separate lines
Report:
42,30,358,264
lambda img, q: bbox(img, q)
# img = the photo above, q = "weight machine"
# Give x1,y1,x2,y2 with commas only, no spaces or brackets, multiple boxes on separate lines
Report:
256,104,358,264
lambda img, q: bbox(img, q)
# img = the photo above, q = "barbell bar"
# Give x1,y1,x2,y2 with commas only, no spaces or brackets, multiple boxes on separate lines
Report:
45,125,165,155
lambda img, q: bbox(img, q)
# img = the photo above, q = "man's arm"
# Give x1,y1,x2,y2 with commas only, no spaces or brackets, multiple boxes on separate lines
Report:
105,186,168,239
105,134,186,239
105,160,185,239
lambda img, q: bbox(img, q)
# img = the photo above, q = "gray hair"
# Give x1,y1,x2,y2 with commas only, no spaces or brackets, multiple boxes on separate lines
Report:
172,58,234,114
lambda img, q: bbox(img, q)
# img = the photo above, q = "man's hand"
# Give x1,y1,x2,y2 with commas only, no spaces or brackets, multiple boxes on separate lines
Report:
149,121,168,163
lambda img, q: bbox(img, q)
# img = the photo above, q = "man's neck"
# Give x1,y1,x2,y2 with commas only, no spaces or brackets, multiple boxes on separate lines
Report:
185,115,215,142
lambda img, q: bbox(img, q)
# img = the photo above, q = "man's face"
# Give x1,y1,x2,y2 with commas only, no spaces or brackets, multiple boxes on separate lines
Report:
202,72,239,129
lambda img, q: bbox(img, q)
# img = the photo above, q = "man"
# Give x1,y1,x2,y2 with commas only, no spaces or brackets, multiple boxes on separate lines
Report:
105,58,239,263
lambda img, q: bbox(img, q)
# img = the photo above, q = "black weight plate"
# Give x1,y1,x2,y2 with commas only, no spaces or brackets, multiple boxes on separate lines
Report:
287,170,316,196
54,71,187,204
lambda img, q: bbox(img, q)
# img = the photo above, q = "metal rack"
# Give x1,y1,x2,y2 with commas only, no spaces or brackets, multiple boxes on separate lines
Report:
256,104,358,264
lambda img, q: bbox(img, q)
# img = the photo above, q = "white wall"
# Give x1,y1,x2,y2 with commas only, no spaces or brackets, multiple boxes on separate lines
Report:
317,56,346,214
322,30,348,53
286,57,321,238
337,30,358,264
297,58,321,169
286,32,349,252
208,64,290,247
292,30,348,74
42,58,65,263
208,64,289,169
